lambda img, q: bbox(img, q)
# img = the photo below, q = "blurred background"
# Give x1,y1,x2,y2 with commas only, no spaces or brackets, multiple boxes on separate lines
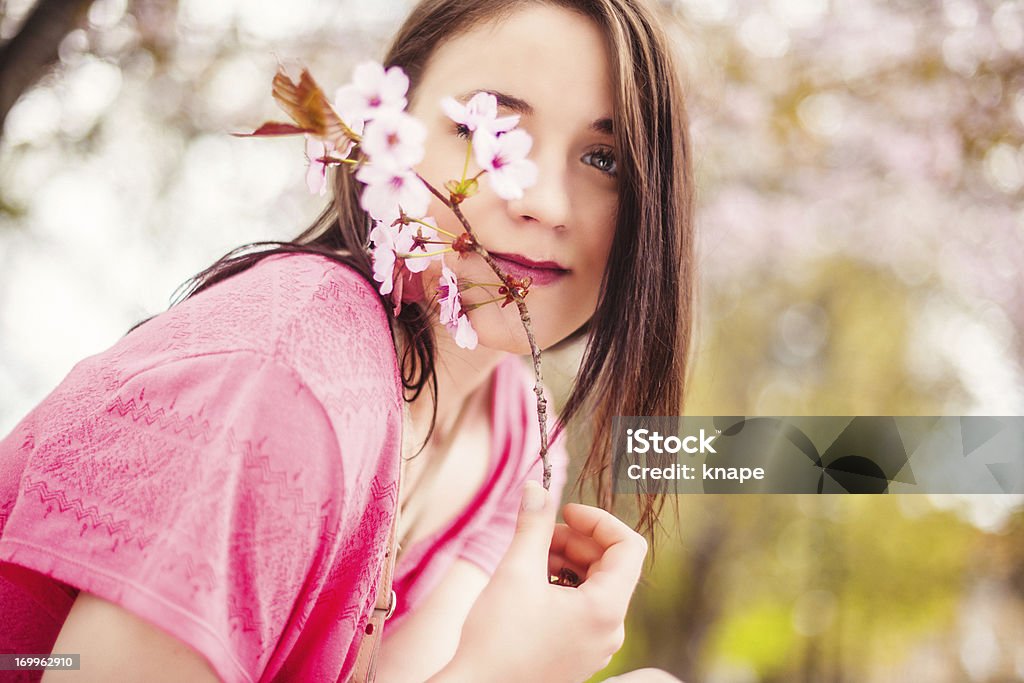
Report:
1,0,1022,681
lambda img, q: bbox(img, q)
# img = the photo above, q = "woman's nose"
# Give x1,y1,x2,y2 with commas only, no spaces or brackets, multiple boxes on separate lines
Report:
506,149,570,230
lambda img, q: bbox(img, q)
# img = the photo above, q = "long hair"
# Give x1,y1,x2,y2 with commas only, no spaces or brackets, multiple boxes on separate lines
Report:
135,0,695,540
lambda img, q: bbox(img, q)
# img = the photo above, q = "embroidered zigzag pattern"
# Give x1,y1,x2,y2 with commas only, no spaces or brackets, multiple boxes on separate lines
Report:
315,504,389,612
22,478,157,550
106,395,215,444
228,590,263,636
370,476,398,507
164,312,192,346
228,432,321,533
313,279,343,302
0,499,13,531
278,264,308,309
320,389,390,419
181,552,218,593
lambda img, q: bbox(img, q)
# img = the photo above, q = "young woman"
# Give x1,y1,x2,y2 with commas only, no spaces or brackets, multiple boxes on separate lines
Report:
0,0,693,681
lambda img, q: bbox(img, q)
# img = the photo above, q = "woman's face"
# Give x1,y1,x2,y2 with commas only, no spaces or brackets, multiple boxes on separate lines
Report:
408,4,618,353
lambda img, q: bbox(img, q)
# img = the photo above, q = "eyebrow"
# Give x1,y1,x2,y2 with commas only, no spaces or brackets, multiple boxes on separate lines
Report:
458,88,614,136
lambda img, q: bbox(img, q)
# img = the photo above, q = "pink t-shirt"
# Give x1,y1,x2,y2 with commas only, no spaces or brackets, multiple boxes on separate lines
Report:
0,252,567,682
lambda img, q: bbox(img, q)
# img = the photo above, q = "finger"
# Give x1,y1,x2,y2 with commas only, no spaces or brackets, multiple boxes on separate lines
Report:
546,551,588,585
604,670,684,683
561,504,647,607
561,504,647,565
550,523,604,570
505,480,558,565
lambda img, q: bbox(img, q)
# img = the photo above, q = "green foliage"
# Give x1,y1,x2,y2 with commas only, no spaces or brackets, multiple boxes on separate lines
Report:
706,599,798,675
687,255,966,417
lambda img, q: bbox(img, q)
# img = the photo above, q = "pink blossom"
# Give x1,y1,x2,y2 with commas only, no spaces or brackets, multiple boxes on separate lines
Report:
402,217,441,274
453,313,479,349
304,136,334,196
436,262,478,350
304,110,364,196
441,92,519,137
360,109,427,170
333,61,409,125
473,129,538,200
437,261,460,324
368,220,413,296
356,163,431,223
452,313,478,349
368,217,444,315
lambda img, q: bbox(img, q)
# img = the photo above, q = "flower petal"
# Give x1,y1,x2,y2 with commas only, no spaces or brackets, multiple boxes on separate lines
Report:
454,314,478,349
441,96,466,124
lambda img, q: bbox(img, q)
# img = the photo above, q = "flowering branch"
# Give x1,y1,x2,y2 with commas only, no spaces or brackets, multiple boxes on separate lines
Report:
238,62,554,489
418,173,552,488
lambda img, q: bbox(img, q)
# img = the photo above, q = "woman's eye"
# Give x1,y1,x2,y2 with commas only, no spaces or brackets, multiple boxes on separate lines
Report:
454,123,471,139
582,148,617,177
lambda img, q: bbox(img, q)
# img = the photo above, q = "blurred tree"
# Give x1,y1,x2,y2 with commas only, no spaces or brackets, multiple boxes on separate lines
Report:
596,496,978,683
2,0,1022,680
0,0,94,134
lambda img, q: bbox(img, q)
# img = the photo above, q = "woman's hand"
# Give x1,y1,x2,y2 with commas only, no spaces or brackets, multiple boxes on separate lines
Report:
603,668,684,682
429,480,648,683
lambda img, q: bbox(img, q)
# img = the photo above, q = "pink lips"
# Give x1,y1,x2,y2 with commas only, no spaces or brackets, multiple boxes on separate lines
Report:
489,252,570,286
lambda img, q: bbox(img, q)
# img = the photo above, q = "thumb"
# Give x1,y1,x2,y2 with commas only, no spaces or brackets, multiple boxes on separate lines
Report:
506,479,555,562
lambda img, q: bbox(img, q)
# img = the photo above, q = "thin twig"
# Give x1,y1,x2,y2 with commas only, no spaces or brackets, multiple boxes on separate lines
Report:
418,173,553,489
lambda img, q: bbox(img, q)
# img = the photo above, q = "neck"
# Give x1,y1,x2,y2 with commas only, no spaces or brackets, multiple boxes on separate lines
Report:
396,317,507,454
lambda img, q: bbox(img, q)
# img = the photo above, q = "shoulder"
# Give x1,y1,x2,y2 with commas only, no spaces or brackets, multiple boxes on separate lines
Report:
16,252,403,488
112,251,399,394
1,347,360,682
246,251,399,382
157,251,390,352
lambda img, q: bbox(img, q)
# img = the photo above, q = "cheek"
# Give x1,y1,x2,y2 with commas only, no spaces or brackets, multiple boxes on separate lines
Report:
415,126,463,190
579,217,617,286
418,261,440,301
415,252,489,310
562,220,616,320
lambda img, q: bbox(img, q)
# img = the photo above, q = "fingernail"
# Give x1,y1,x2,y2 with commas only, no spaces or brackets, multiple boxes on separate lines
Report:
521,480,546,512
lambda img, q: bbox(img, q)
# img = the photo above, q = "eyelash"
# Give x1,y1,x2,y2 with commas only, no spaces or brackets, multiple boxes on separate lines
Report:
453,124,617,177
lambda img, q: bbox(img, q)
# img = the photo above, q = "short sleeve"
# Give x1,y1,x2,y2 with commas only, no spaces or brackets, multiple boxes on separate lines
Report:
0,351,343,683
457,426,569,576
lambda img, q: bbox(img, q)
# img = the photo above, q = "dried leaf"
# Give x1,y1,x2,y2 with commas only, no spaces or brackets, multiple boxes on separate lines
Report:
231,122,312,137
271,68,359,148
314,154,347,166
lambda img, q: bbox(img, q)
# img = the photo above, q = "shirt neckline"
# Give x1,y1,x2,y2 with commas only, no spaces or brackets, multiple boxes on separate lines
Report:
392,356,512,577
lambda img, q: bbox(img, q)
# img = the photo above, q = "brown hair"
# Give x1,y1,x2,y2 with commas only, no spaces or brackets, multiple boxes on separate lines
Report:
140,0,695,541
